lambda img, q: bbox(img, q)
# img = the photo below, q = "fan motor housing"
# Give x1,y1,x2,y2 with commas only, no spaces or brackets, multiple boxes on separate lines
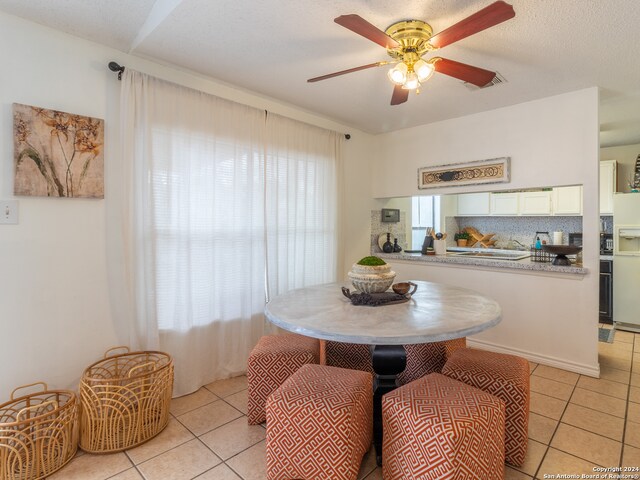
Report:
384,20,436,60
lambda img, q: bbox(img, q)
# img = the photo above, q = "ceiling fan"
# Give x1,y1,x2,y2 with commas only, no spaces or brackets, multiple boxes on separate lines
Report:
308,1,515,105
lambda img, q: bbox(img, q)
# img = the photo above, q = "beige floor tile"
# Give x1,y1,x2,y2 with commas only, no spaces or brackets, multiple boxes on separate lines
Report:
529,362,538,374
622,444,640,467
570,387,627,418
614,330,636,344
110,468,144,480
199,417,266,460
533,365,579,386
629,402,640,424
48,452,132,480
205,375,248,398
363,468,383,480
599,355,632,371
177,399,243,436
577,376,629,399
530,376,574,400
137,439,220,480
599,365,631,384
561,403,624,441
509,439,546,476
225,440,266,480
633,360,640,373
536,447,603,478
126,418,194,465
528,412,558,444
630,386,640,404
224,389,248,415
357,447,378,480
505,466,532,479
171,387,218,416
633,373,640,387
551,423,621,467
600,341,634,355
530,392,567,420
196,463,243,480
625,420,640,448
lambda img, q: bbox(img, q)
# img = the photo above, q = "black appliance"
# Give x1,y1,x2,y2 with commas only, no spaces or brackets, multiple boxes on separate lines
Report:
568,233,582,247
600,233,613,255
600,259,613,324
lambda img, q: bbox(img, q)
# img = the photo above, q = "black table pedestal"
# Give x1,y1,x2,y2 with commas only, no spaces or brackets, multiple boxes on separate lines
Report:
371,344,406,466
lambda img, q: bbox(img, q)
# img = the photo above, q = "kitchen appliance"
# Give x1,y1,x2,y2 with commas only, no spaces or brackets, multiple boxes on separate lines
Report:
600,233,613,255
568,233,583,247
613,194,640,332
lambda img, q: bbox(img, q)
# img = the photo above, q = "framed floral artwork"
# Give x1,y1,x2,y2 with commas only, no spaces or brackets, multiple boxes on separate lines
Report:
13,103,104,198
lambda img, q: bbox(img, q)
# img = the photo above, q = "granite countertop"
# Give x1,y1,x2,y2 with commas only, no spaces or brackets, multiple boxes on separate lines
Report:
600,255,614,261
377,250,589,275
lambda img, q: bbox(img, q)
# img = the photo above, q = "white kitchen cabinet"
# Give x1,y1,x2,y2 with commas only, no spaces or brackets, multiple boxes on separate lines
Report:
600,160,617,214
553,186,582,215
457,193,490,216
490,193,519,215
519,191,552,215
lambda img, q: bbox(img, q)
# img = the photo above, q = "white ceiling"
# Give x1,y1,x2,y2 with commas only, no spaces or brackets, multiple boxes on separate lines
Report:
1,0,639,147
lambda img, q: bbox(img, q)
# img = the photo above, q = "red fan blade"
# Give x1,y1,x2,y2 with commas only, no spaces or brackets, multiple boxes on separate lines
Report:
308,62,389,83
429,1,515,48
433,58,496,87
335,14,400,49
391,85,409,105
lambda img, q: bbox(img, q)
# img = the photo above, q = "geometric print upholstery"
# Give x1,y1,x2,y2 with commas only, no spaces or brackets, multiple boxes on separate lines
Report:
247,334,319,425
325,341,373,373
442,348,530,467
266,364,373,480
397,338,467,385
382,373,505,480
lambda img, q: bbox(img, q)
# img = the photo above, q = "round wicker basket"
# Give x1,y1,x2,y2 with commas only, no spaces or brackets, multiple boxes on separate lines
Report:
79,347,174,453
0,382,78,480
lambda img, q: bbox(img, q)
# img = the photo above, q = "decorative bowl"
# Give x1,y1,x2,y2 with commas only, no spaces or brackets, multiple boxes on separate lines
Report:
392,282,418,296
541,244,582,266
348,263,396,293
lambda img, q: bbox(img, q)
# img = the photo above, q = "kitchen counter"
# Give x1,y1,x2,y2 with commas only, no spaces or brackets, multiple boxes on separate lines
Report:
377,250,588,275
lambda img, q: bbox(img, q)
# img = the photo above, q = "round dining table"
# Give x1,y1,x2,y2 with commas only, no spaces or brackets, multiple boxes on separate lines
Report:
264,279,502,465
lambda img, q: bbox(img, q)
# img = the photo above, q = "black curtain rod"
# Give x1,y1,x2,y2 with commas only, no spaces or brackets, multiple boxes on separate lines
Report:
107,61,350,139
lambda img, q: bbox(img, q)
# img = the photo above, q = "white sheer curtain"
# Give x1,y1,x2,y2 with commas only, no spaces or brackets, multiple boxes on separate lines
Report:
265,113,343,299
120,70,267,396
118,70,343,396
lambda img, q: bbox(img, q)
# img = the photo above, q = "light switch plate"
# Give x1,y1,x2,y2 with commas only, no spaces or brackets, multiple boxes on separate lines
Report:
0,200,18,224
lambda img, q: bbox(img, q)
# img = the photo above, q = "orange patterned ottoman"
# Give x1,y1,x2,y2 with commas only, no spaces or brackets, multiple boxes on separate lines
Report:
266,364,373,480
382,373,505,480
442,348,530,467
247,334,319,425
397,338,466,385
325,341,373,372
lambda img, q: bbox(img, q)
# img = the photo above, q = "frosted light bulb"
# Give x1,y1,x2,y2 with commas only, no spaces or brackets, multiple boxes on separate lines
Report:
414,59,435,82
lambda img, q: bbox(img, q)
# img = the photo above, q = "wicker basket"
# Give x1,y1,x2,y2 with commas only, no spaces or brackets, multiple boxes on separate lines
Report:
79,346,174,453
0,382,78,480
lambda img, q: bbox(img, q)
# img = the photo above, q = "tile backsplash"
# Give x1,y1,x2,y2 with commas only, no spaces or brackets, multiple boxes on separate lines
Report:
446,216,583,248
370,210,407,253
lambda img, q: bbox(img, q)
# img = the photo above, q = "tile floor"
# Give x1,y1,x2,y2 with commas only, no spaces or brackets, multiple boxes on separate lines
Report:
50,327,640,480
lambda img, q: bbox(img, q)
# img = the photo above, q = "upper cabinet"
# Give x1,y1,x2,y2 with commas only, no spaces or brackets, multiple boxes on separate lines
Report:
552,186,582,215
600,160,617,215
519,191,552,215
457,192,491,216
490,193,519,215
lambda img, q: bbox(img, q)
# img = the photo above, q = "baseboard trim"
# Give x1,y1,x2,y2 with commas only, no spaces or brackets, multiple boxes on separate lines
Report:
466,338,600,378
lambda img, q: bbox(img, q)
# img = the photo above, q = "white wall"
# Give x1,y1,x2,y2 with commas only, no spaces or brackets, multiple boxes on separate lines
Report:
601,143,640,193
0,12,375,400
373,89,601,376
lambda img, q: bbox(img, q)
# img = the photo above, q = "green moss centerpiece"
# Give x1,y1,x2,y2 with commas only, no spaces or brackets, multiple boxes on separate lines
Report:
348,256,396,293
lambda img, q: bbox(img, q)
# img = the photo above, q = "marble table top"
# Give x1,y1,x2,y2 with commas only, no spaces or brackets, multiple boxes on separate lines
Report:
265,280,502,345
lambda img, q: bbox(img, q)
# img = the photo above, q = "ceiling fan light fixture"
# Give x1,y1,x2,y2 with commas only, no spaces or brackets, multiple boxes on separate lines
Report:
402,71,420,90
414,59,435,82
387,62,408,85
